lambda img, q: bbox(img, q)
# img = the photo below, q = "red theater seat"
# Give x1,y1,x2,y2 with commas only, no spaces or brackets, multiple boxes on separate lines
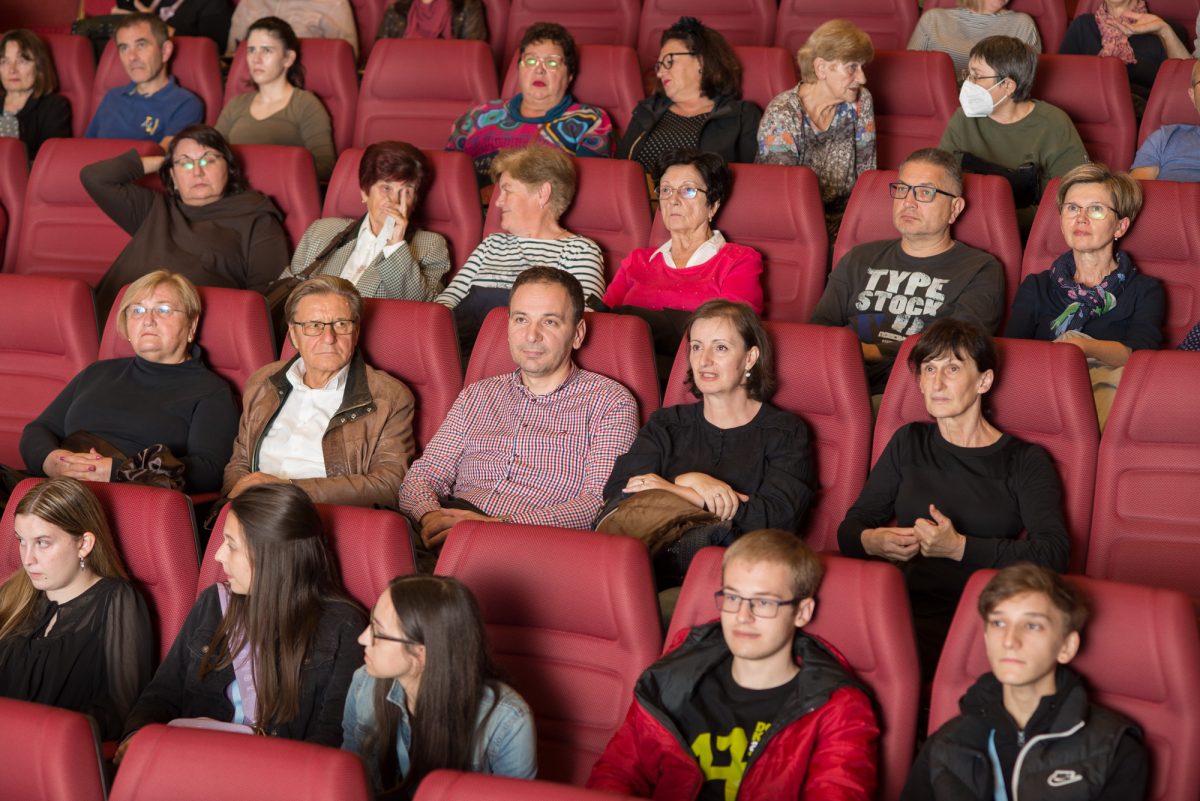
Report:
1,479,200,662
0,137,29,272
663,322,872,552
735,46,799,115
503,0,640,59
110,724,371,801
0,698,106,801
1032,54,1136,171
416,770,641,800
776,0,919,53
667,548,920,801
43,33,95,138
875,335,1098,572
865,49,958,169
436,522,661,785
1139,58,1199,148
232,144,320,251
349,0,387,64
0,275,98,468
91,36,224,127
931,570,1200,801
480,0,512,67
919,0,1067,54
638,0,775,71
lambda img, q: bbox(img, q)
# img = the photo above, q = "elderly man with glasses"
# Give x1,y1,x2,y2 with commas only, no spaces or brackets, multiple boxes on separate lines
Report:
810,147,1004,397
222,276,415,507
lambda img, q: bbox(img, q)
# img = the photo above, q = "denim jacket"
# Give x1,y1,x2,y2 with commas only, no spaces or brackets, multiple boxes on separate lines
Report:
341,666,537,788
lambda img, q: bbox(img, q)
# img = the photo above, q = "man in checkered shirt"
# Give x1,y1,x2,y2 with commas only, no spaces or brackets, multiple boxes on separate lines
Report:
398,267,639,554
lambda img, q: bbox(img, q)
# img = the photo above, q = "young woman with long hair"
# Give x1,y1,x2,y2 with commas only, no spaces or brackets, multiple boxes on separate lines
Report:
342,575,536,797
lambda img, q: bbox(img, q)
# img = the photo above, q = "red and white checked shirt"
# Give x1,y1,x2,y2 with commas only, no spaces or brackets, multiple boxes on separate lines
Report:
397,365,638,528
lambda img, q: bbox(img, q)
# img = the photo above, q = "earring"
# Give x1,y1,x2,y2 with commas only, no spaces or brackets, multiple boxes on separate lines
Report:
743,368,751,382
79,555,86,571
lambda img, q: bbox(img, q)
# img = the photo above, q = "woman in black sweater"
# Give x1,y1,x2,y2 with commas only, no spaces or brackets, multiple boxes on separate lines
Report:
838,318,1069,678
0,30,71,161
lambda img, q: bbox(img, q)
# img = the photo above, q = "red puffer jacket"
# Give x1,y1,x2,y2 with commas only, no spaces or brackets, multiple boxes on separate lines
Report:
587,623,879,800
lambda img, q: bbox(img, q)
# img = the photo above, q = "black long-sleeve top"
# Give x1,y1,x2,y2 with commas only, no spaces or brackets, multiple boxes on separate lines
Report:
19,348,238,492
7,92,71,160
602,401,816,535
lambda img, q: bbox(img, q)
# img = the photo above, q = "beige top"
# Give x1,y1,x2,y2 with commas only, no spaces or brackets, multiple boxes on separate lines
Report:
215,89,335,180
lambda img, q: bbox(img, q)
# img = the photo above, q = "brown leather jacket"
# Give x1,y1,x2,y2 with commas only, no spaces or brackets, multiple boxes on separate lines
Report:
222,351,415,507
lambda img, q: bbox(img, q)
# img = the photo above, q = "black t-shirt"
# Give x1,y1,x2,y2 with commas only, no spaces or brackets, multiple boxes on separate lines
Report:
675,657,797,801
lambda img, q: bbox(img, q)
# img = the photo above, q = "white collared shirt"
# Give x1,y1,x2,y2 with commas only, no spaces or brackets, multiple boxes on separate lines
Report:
653,230,727,269
257,359,350,480
341,217,406,286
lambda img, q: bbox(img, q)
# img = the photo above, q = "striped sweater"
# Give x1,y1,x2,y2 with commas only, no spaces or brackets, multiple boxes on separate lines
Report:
435,233,606,308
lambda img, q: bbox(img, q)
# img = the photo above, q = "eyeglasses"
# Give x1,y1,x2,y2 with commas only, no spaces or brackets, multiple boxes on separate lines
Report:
520,54,563,70
960,70,1002,84
889,181,958,203
367,623,418,646
1060,202,1116,220
713,590,801,619
655,51,697,72
290,319,357,337
128,303,183,319
658,184,707,200
173,151,223,171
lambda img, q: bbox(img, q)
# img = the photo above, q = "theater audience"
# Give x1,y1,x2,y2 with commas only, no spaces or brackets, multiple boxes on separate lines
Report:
86,13,203,144
811,148,1003,396
0,478,153,741
838,319,1070,678
1060,0,1190,112
378,0,487,42
20,271,238,493
228,0,358,56
399,268,637,563
940,36,1087,230
111,0,233,53
599,301,814,587
901,565,1148,801
83,124,289,319
436,145,604,351
447,23,613,188
285,141,450,300
620,17,760,177
1130,58,1200,182
757,19,876,238
216,16,335,181
908,0,1041,76
1005,163,1162,427
118,483,365,754
588,530,880,799
223,277,415,508
342,575,536,794
0,30,71,161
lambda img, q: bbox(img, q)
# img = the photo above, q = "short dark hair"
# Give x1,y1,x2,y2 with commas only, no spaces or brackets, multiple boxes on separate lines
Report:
724,529,824,601
0,30,57,97
245,16,305,88
358,140,431,206
907,317,997,379
978,564,1089,635
114,12,171,47
159,125,246,199
969,35,1037,102
519,22,579,83
657,148,732,211
900,147,964,197
660,16,743,100
510,266,585,326
683,300,776,401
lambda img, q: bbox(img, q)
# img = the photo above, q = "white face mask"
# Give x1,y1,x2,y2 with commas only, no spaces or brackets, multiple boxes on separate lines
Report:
959,79,1002,118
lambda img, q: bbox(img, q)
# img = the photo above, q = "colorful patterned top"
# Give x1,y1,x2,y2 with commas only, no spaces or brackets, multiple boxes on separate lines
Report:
447,94,615,184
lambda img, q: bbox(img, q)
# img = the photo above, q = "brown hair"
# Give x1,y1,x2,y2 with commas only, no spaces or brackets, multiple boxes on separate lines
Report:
0,29,58,97
159,124,246,199
978,564,1088,635
117,270,202,340
1056,162,1143,223
490,144,577,218
114,12,171,47
683,299,776,401
907,317,998,378
358,140,431,204
519,21,580,82
284,274,364,326
796,20,874,83
723,529,823,600
969,35,1037,102
901,147,964,197
510,265,585,326
659,16,744,100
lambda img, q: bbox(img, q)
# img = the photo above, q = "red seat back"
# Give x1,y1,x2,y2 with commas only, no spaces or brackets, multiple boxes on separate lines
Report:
1073,0,1198,45
484,156,651,282
650,163,827,322
3,1,80,33
1139,58,1199,148
436,522,661,785
110,724,371,801
0,698,106,801
874,335,1098,572
664,322,872,552
833,169,1022,320
667,548,920,801
355,39,498,149
465,306,660,424
0,137,29,272
200,502,414,610
919,0,1067,54
1032,54,1136,171
776,0,919,53
480,0,512,67
1087,350,1200,608
503,0,640,59
0,275,98,467
735,46,798,115
231,143,320,251
14,138,163,284
43,33,95,138
638,0,775,70
224,38,358,154
1023,177,1200,347
416,770,642,800
91,36,224,127
501,44,640,139
100,284,274,398
1,479,200,662
865,49,958,169
349,0,387,64
932,570,1200,801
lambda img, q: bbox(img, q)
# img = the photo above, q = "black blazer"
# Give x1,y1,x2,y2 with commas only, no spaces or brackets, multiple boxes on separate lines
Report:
10,92,72,161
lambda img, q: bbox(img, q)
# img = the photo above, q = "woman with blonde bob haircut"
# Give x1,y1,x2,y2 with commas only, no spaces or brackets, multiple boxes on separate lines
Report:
0,477,153,739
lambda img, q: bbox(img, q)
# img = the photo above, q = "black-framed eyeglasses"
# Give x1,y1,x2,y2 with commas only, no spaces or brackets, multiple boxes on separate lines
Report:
290,319,357,337
714,590,801,619
173,151,223,171
959,70,1002,85
658,184,707,200
889,182,958,203
368,623,419,646
655,51,697,72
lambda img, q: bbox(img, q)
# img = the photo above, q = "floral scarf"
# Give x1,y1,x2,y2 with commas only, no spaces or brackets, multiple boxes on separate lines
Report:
1094,0,1145,65
1049,249,1138,337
